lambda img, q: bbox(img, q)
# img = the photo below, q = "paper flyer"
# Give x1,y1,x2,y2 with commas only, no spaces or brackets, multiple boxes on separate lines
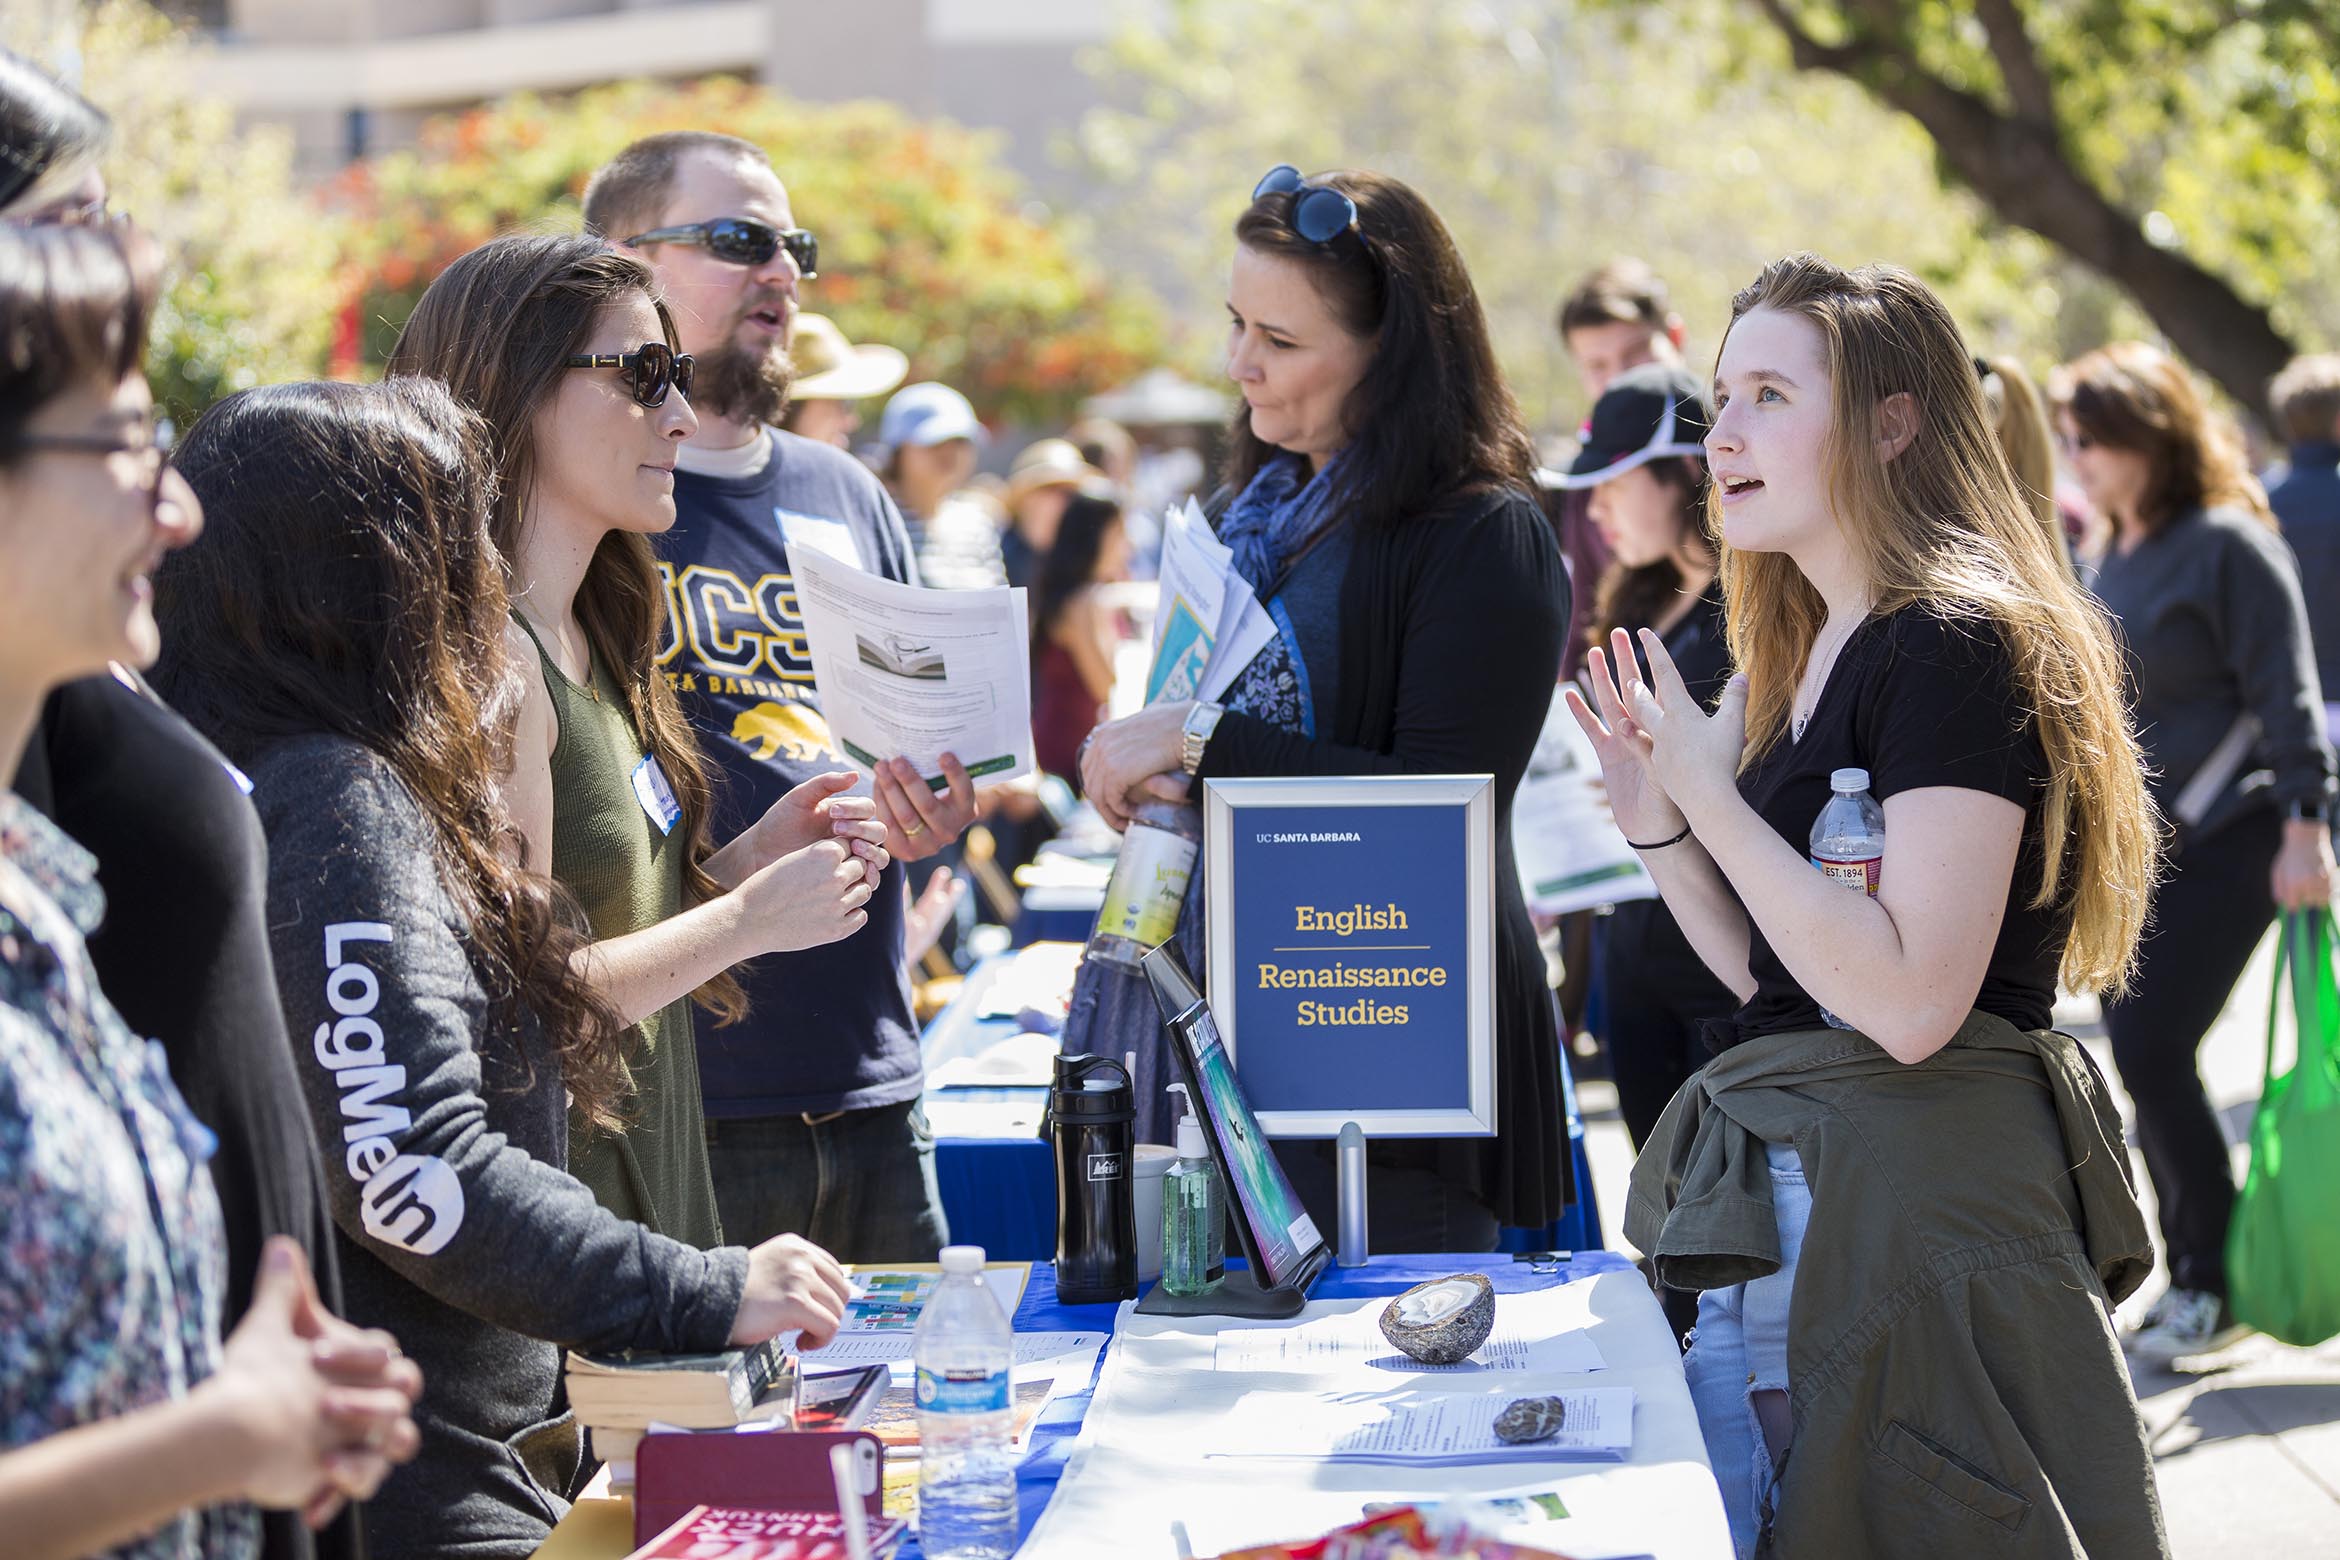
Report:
788,545,1034,788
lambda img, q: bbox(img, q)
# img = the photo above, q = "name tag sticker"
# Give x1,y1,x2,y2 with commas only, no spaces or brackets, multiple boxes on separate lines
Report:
777,509,865,570
631,754,683,836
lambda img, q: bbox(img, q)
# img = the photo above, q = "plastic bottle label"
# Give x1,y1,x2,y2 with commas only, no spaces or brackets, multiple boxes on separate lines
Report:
916,1365,1010,1416
1096,826,1197,946
1814,855,1880,895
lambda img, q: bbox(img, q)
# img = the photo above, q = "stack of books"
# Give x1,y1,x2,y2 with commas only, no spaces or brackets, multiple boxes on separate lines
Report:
564,1339,884,1470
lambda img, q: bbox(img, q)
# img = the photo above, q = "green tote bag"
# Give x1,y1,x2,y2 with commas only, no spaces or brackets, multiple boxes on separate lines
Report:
2226,909,2340,1346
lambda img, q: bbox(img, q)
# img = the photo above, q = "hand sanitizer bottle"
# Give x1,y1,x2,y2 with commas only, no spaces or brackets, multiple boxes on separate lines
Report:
1160,1083,1224,1296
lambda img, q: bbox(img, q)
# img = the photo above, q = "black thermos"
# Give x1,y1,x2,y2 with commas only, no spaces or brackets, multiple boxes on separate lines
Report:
1050,1052,1138,1304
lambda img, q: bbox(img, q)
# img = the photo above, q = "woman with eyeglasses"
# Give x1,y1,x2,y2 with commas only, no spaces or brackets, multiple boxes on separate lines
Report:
2,55,414,1560
387,233,887,1251
2054,342,2337,1363
155,373,852,1558
0,218,424,1560
1079,166,1571,1251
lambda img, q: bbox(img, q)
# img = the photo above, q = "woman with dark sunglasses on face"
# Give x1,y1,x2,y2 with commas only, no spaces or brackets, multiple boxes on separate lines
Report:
1079,166,1571,1251
388,233,888,1251
155,374,851,1558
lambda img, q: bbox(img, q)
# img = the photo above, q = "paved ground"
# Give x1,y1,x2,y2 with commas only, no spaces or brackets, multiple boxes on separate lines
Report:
1570,924,2340,1557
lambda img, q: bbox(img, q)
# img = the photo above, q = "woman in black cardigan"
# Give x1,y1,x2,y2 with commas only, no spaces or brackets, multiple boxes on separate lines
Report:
1082,165,1570,1248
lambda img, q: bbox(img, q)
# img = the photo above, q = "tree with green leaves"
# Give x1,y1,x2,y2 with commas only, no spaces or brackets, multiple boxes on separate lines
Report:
1732,0,2338,410
329,78,1164,427
1,0,347,425
1074,0,2147,435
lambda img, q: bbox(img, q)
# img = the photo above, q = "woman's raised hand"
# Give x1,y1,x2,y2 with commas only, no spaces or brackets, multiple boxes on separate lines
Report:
1563,639,1684,845
1564,628,1750,841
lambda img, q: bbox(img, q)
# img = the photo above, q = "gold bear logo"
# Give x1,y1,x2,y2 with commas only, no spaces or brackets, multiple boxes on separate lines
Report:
731,701,839,764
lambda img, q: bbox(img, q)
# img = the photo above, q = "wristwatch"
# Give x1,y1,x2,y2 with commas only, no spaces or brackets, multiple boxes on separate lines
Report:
2292,798,2330,824
1181,701,1226,776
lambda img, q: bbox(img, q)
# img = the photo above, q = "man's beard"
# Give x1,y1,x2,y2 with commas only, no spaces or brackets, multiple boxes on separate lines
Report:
692,328,793,428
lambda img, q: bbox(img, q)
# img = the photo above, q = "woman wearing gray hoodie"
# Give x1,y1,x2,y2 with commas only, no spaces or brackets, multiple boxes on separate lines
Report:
155,376,853,1558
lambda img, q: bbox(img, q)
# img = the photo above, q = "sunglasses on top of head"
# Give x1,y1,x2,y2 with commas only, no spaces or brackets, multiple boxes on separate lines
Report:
623,217,818,277
565,341,695,408
1252,165,1360,247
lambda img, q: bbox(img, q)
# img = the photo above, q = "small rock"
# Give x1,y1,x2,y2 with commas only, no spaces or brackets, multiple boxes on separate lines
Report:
1377,1273,1496,1365
1494,1395,1568,1444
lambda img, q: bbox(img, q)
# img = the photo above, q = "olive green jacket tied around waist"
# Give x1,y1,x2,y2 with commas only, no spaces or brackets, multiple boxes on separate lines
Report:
1626,1012,2171,1560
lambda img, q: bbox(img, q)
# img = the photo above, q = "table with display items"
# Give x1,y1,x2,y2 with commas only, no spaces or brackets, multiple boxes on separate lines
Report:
530,1254,1728,1560
918,945,1604,1262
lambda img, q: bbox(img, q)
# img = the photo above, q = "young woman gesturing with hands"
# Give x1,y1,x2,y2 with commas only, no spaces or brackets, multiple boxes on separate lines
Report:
1603,257,2165,1560
1570,619,2028,1063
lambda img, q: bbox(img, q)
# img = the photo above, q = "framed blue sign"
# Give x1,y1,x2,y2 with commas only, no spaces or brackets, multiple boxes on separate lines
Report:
1202,775,1497,1138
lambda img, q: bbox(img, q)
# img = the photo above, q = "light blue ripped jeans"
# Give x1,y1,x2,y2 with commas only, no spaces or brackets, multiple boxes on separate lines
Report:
1682,1142,1814,1558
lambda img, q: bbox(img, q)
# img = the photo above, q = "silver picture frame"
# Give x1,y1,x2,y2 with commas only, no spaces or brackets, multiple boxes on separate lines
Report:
1202,774,1498,1138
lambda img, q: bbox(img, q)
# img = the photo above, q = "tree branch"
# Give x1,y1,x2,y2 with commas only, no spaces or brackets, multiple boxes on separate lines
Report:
1745,0,1890,75
1972,0,2056,128
1738,0,2295,411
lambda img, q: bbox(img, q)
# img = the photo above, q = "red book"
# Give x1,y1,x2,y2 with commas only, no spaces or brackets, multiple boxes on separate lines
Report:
625,1503,908,1559
633,1429,887,1548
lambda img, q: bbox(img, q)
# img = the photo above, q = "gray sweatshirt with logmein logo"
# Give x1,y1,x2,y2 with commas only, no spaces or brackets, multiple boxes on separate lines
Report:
250,735,748,1559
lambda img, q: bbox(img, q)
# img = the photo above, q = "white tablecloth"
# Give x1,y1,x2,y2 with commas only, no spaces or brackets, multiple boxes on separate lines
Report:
1016,1269,1731,1559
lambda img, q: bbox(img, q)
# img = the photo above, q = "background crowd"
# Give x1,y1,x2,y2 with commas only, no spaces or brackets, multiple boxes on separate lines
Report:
5,9,2340,1560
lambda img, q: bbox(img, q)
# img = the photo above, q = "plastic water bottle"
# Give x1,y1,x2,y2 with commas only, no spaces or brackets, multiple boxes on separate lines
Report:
1086,799,1202,966
915,1245,1017,1558
1810,767,1885,1030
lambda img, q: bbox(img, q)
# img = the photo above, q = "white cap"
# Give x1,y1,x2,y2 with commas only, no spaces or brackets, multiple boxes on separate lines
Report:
1167,1083,1208,1159
939,1244,987,1275
1831,768,1871,794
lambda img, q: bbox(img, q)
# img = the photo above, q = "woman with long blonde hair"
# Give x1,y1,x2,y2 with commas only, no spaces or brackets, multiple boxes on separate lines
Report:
1577,255,2167,1557
2055,340,2336,1363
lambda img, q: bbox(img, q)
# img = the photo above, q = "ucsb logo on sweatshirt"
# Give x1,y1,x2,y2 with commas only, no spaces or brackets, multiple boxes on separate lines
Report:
652,558,851,772
316,922,465,1255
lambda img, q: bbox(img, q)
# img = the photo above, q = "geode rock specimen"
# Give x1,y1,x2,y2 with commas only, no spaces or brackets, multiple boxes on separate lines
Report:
1494,1395,1568,1444
1377,1273,1496,1365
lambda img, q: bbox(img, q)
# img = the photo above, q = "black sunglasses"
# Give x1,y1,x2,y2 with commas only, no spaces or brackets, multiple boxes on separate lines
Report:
1252,165,1359,246
624,217,818,277
565,341,695,408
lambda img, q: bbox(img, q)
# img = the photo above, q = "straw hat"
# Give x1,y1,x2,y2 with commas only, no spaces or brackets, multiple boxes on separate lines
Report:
790,314,910,402
1006,438,1105,507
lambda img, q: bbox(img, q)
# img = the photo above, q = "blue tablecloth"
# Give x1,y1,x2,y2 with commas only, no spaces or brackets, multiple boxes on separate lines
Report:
923,951,1603,1262
897,1252,1635,1559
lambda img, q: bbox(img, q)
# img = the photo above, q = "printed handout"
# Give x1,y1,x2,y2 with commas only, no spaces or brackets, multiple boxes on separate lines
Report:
1150,498,1276,706
1212,1307,1605,1377
1204,1384,1636,1464
789,546,1034,788
1211,1282,1607,1378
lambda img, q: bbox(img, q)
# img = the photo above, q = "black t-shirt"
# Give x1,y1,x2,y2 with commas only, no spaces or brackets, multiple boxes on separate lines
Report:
660,430,923,1116
1730,604,2058,1042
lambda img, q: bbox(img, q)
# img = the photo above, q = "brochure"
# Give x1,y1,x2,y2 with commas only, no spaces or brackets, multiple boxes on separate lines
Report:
788,545,1033,789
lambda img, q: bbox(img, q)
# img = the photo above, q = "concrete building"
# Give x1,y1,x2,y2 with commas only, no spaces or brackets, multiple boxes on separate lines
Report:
176,0,1135,189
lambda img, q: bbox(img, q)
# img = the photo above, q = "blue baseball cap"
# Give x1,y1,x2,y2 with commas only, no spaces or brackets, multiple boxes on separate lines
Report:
878,381,987,450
